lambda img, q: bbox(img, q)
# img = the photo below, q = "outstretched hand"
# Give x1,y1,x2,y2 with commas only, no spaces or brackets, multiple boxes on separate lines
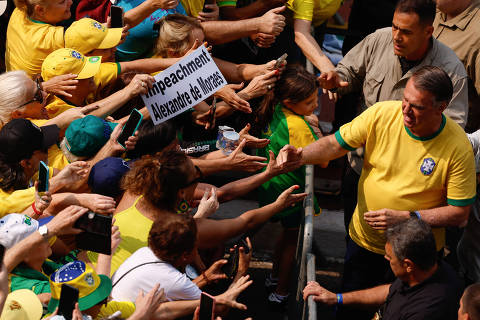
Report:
238,123,269,149
275,185,307,210
227,139,267,172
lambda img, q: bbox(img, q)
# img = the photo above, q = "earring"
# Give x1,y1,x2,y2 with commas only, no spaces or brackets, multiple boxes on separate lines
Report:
177,199,190,214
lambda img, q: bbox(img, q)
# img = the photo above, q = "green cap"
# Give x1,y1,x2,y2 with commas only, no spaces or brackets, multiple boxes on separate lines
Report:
65,115,117,157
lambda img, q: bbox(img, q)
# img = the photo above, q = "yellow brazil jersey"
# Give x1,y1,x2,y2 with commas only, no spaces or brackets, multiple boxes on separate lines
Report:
0,188,35,217
86,62,121,105
335,101,476,254
45,95,76,119
88,196,153,276
286,0,342,27
180,0,235,18
5,8,64,79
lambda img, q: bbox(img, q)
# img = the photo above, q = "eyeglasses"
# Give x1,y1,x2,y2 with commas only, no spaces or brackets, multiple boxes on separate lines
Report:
18,78,44,108
181,165,204,188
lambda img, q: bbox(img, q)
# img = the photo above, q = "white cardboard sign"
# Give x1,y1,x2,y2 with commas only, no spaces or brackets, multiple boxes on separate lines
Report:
142,46,226,125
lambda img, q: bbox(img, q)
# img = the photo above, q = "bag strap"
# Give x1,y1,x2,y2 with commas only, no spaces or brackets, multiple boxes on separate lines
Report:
112,261,163,288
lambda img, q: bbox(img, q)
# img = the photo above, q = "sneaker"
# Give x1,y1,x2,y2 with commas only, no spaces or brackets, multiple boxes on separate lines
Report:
268,292,289,311
265,273,278,291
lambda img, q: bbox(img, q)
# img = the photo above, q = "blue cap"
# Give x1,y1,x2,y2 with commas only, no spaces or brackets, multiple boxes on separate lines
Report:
88,157,133,198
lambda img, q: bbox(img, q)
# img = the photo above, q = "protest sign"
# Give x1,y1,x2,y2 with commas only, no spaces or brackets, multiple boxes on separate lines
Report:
142,45,227,125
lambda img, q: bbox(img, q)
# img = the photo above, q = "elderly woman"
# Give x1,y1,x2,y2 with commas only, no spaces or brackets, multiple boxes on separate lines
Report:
0,70,95,129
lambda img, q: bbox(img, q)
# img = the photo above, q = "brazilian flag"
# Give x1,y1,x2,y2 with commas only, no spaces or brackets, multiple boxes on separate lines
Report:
257,104,320,227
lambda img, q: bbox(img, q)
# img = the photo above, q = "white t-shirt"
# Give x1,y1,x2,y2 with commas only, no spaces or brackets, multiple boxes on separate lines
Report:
111,247,202,302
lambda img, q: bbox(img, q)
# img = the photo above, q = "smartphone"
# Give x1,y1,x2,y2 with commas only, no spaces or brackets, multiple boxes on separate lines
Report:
74,211,112,255
221,246,239,280
202,0,215,13
237,237,250,254
199,292,215,320
38,161,49,194
117,108,143,149
0,244,5,264
110,5,124,28
58,284,79,320
274,53,288,70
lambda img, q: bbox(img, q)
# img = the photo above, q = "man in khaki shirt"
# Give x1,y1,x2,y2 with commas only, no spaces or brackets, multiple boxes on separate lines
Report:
434,0,480,133
319,0,469,234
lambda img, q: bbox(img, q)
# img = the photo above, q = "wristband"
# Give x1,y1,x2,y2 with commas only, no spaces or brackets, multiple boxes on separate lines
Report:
31,202,41,217
336,293,343,305
410,211,421,220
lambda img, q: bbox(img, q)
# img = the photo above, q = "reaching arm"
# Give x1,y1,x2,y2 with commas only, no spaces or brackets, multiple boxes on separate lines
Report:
364,205,472,231
202,6,286,44
86,74,154,118
303,281,390,309
293,19,335,74
123,0,178,28
119,57,180,74
219,0,277,20
302,134,349,165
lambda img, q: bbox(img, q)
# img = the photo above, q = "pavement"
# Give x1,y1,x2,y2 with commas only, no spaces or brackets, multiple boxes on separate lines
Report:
208,193,347,320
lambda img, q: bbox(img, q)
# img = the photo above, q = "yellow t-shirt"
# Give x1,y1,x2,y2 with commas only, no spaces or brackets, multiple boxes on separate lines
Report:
96,301,135,320
336,101,476,254
45,95,76,119
180,0,234,18
286,0,342,27
88,196,154,275
86,62,121,105
0,188,35,217
47,144,69,171
5,8,64,79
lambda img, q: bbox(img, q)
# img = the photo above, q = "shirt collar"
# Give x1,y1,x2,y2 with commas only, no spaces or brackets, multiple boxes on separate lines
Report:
437,0,480,31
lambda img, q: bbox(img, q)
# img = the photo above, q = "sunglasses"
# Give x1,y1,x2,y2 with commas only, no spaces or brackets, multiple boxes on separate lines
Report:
19,78,44,108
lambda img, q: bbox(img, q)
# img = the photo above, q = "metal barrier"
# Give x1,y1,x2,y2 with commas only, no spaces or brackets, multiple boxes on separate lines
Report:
289,164,316,320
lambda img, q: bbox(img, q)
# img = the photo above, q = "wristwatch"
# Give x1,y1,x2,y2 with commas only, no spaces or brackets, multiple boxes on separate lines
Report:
38,225,49,239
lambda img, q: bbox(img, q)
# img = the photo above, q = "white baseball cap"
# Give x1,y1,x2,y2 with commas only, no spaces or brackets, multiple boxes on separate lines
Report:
0,214,39,249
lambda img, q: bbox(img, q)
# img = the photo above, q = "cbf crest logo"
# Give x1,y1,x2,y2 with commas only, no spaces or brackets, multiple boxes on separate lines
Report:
84,273,95,286
420,158,436,175
71,50,82,60
92,22,103,30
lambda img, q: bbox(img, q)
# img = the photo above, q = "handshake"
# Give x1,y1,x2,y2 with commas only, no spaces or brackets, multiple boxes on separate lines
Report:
275,145,304,172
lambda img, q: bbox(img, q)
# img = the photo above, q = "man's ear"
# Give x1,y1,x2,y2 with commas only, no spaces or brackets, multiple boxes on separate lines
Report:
437,102,448,113
403,259,415,273
425,25,434,38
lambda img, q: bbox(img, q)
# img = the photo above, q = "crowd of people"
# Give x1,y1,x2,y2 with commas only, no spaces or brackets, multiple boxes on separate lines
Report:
0,0,479,318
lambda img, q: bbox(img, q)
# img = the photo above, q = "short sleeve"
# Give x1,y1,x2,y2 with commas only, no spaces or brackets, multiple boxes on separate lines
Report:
446,147,476,206
336,105,377,151
290,0,314,22
166,275,202,301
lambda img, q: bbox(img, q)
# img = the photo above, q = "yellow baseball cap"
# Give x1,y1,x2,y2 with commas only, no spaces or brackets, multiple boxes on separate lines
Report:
41,48,102,81
48,261,112,312
0,289,43,320
65,18,123,54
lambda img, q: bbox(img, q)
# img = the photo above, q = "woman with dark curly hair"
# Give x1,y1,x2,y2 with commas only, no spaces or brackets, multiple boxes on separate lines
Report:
88,149,306,275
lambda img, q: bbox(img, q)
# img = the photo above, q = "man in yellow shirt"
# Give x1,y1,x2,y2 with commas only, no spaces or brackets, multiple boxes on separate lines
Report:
282,66,476,320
